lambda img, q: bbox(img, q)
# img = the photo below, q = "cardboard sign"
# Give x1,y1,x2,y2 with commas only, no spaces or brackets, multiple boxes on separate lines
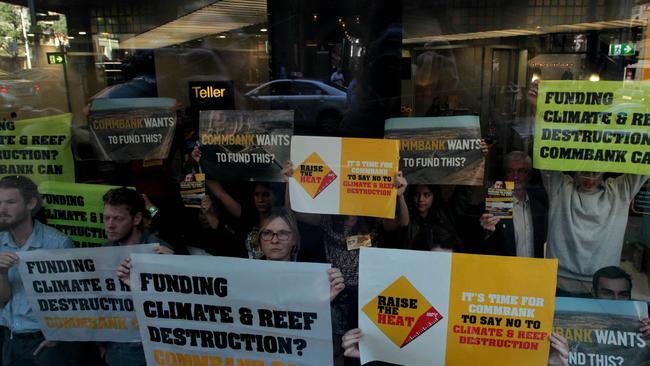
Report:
16,244,158,342
289,136,400,219
359,248,558,365
534,80,650,174
0,114,75,184
130,254,333,366
385,116,484,185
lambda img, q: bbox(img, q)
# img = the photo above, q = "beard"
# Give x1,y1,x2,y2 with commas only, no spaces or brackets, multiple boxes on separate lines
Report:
0,210,30,231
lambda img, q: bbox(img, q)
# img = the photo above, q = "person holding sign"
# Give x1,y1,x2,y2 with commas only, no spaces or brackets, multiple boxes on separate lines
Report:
542,170,648,297
102,187,173,366
592,266,650,339
0,176,80,366
400,184,461,251
480,151,548,258
257,207,345,302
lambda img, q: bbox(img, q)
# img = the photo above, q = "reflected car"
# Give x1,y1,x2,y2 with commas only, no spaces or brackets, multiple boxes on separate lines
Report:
245,79,348,134
0,73,41,114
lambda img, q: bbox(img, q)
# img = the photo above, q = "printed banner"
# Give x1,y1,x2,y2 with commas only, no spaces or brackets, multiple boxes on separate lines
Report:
130,254,333,366
0,113,75,184
554,297,649,365
88,98,177,161
359,248,558,365
180,173,205,208
16,244,159,342
385,116,484,185
486,181,514,218
289,136,399,218
534,80,650,174
199,110,293,182
38,182,122,248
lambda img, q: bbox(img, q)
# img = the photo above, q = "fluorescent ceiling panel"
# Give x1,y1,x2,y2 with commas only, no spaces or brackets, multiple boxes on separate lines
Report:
403,19,647,44
120,0,266,49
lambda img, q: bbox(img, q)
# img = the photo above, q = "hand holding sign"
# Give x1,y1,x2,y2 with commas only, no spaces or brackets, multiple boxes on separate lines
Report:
0,253,18,273
342,328,363,358
548,333,569,366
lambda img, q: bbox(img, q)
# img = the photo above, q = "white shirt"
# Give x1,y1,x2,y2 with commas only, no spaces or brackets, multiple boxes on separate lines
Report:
513,194,535,258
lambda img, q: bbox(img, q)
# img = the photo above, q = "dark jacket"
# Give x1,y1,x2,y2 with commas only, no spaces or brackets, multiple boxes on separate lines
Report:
483,185,548,258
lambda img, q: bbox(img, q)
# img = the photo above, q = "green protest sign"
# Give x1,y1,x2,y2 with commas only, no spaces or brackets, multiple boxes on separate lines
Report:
534,80,650,174
0,113,75,184
38,182,120,248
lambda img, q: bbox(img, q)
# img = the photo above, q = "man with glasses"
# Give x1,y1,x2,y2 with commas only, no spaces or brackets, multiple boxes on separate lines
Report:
480,151,548,258
542,169,648,297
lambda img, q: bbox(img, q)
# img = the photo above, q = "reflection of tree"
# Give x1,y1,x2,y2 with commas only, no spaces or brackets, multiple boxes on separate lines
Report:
0,3,25,71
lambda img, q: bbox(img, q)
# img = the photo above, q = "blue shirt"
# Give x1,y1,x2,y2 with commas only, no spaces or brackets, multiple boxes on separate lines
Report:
0,220,73,333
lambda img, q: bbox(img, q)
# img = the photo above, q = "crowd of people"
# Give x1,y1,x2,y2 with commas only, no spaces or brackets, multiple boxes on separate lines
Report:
0,139,649,365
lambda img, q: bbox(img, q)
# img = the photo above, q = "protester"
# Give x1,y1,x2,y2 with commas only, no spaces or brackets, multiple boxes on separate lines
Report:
591,266,650,339
400,184,462,251
103,187,173,366
0,175,80,366
282,161,388,366
480,151,547,258
257,207,345,301
542,170,648,297
182,194,247,257
192,146,279,258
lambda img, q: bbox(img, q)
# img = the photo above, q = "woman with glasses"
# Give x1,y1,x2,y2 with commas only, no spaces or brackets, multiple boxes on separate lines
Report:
257,207,345,302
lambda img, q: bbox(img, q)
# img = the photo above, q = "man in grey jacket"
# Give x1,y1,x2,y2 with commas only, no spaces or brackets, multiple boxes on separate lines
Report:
543,170,648,297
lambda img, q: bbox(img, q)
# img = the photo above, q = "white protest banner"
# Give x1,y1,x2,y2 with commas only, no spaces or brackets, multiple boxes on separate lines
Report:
289,136,399,218
359,248,557,366
129,254,333,366
17,244,158,342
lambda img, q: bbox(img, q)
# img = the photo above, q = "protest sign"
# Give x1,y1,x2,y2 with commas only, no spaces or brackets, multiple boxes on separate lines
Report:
16,244,158,342
88,98,177,161
199,110,293,182
180,173,206,208
385,116,484,185
554,297,649,366
38,181,122,248
289,136,399,218
359,248,558,365
486,181,514,218
0,113,75,184
130,254,333,366
534,80,650,174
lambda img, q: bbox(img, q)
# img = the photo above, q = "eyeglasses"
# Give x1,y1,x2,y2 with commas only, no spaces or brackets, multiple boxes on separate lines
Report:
260,230,292,241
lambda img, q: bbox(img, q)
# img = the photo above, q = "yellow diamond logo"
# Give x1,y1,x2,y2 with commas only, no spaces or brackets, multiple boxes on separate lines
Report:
293,152,337,198
362,276,443,348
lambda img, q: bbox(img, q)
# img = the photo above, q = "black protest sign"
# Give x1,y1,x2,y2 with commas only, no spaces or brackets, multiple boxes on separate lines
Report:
199,110,293,182
88,97,177,161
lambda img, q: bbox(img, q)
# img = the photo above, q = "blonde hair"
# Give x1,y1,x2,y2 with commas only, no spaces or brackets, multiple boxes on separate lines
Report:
259,207,301,261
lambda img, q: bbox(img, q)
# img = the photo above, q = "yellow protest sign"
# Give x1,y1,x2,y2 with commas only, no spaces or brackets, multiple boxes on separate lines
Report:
359,248,558,365
289,136,399,218
534,80,650,174
0,113,75,184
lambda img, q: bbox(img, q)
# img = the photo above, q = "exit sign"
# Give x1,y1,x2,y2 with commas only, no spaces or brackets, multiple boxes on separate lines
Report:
609,43,636,56
46,52,65,64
